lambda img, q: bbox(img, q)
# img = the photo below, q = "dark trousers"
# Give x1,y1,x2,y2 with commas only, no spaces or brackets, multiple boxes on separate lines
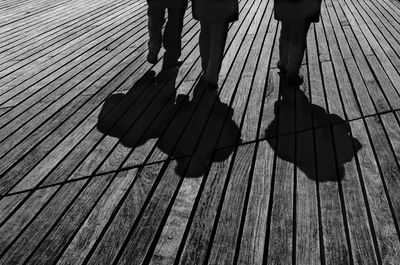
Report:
147,1,188,63
199,22,229,84
279,21,311,76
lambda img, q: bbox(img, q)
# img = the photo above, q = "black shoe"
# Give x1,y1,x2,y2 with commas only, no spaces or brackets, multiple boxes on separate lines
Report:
147,51,158,64
277,61,287,75
288,74,304,86
162,58,183,69
207,81,218,90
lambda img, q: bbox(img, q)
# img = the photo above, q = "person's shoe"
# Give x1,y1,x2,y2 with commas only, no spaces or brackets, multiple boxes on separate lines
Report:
288,74,304,86
207,81,218,90
277,60,287,75
147,51,158,64
162,58,183,69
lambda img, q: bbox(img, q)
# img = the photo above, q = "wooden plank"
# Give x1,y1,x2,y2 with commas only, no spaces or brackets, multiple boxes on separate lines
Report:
292,65,321,265
332,121,378,265
365,114,400,227
83,162,166,265
0,193,27,224
290,21,321,265
0,0,125,48
148,177,202,265
235,0,276,143
0,4,147,97
316,125,351,265
0,6,147,106
0,3,195,192
0,4,147,90
264,78,296,265
379,0,400,21
314,12,331,62
323,0,352,60
350,0,400,66
1,0,400,264
0,40,148,182
0,187,59,256
0,0,65,15
0,0,75,29
40,19,197,187
341,25,395,112
111,159,187,265
339,0,400,88
26,167,148,264
241,28,277,140
32,5,198,183
350,118,400,265
141,5,266,258
320,0,362,120
177,152,234,264
94,56,196,174
55,166,159,265
115,0,259,171
0,35,146,143
0,0,138,60
0,180,87,263
113,0,266,262
236,141,273,264
208,143,256,264
0,0,112,46
0,51,150,194
343,58,376,116
363,0,400,41
321,61,345,121
377,113,400,225
1,2,145,63
295,128,321,265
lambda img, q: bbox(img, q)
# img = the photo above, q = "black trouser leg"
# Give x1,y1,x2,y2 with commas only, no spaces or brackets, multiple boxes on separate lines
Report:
199,22,211,72
287,21,311,77
147,3,165,54
163,0,188,65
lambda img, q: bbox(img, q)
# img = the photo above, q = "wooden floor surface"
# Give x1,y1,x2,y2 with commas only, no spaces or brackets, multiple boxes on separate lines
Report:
1,0,400,264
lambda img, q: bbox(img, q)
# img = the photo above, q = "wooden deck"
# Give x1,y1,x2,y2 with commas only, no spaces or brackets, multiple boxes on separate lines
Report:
1,0,400,264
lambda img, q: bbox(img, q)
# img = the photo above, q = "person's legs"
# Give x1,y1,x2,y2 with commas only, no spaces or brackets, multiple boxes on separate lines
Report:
147,3,165,64
163,0,188,67
204,23,229,87
199,22,211,73
286,21,311,83
278,21,292,74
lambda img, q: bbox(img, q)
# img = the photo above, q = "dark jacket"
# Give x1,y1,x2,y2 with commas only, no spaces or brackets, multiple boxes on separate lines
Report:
274,0,322,22
192,0,239,23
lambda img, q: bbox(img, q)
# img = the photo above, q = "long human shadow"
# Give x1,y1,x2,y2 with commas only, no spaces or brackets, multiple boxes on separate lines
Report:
97,68,240,177
265,76,362,182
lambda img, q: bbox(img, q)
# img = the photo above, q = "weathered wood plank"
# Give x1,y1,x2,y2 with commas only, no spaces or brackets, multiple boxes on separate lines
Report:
84,162,165,265
350,119,400,265
0,180,87,263
0,0,126,50
332,122,378,265
236,141,273,264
